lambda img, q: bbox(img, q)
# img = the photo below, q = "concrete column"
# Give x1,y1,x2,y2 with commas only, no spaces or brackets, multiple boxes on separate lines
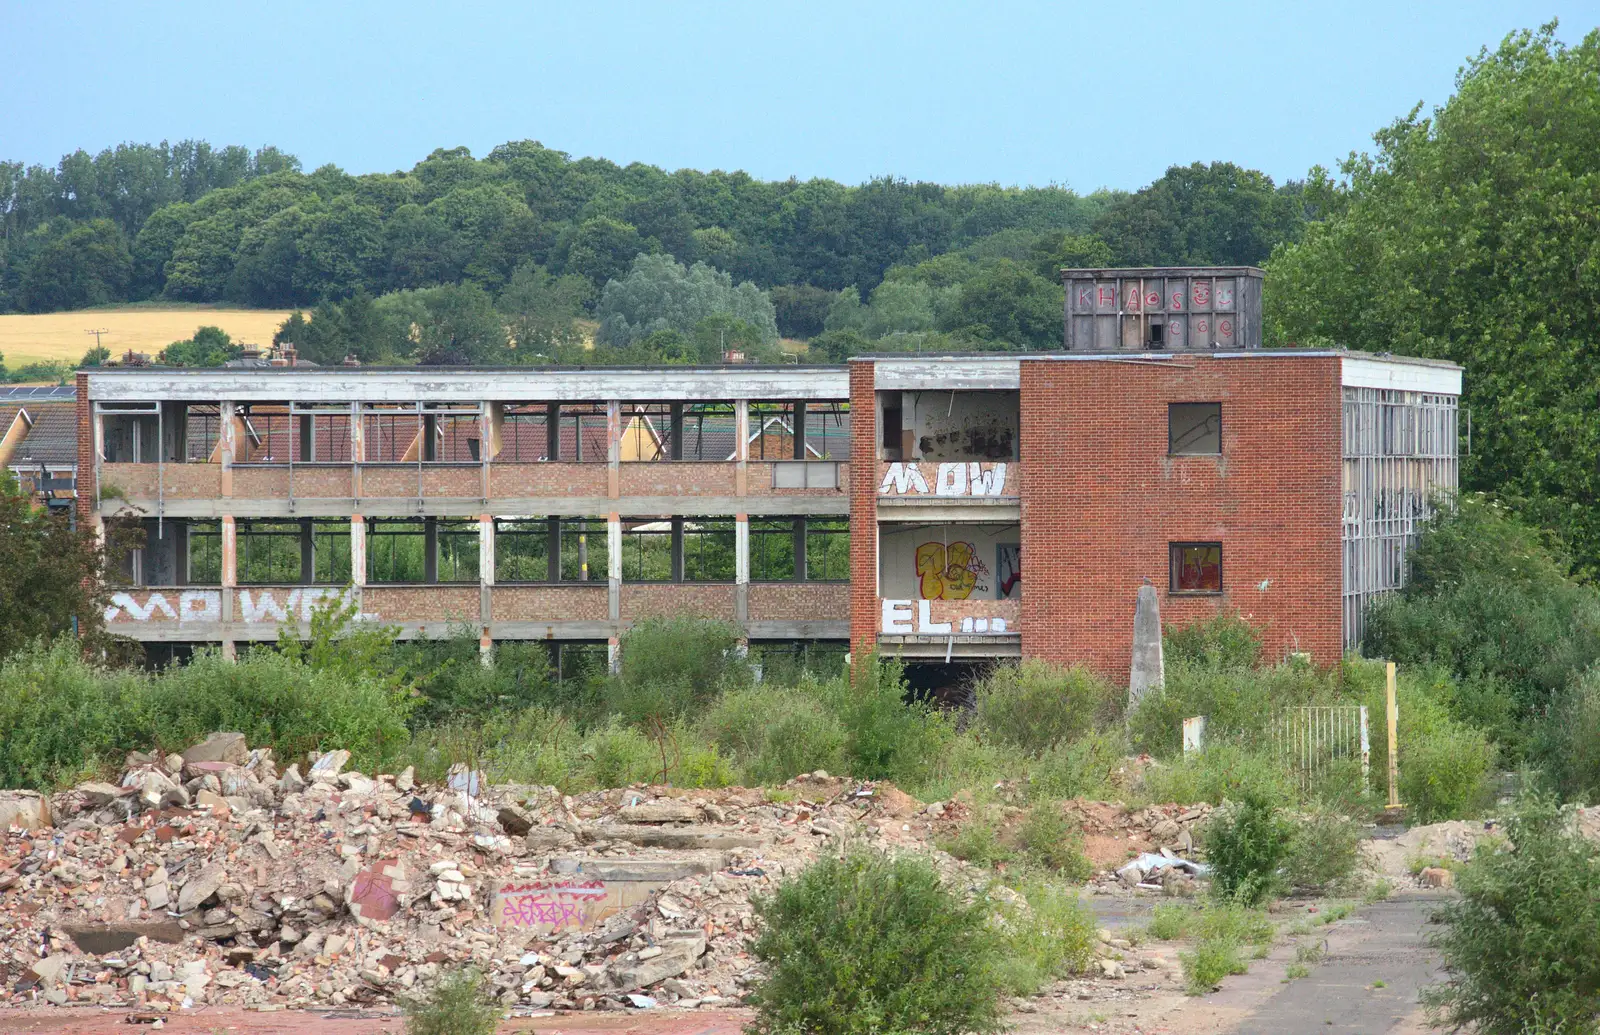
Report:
218,400,236,498
350,515,367,588
793,516,808,582
479,513,494,662
547,403,560,461
792,402,806,459
220,514,237,659
606,400,620,500
607,512,622,624
349,402,364,499
669,403,684,460
670,517,685,582
481,401,501,499
735,513,749,624
424,518,439,583
734,399,749,496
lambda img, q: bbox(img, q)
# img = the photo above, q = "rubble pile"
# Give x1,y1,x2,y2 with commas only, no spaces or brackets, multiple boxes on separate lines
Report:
0,744,964,1016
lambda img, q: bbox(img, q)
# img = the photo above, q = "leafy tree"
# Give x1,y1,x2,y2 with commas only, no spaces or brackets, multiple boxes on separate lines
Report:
158,325,241,367
497,262,592,358
1267,24,1600,571
562,217,646,289
1094,161,1303,267
80,345,110,367
0,472,122,657
941,258,1063,348
769,283,834,338
595,253,778,347
16,219,132,311
375,283,507,364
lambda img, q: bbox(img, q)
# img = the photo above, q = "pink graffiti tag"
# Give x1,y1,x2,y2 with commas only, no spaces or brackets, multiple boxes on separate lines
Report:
500,896,590,929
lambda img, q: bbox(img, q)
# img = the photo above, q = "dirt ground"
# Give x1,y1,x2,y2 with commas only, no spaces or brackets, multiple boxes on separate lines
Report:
0,1006,749,1035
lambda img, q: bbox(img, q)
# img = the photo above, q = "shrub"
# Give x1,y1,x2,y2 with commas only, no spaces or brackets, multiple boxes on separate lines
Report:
1423,791,1600,1034
403,968,500,1035
1535,667,1600,802
403,705,584,788
402,636,557,727
1181,937,1247,995
0,641,144,788
1283,809,1366,894
997,879,1098,993
1164,611,1264,670
938,817,1014,869
1146,902,1190,941
1028,730,1128,801
700,682,847,784
607,616,749,723
1127,660,1333,757
1019,803,1094,882
973,660,1120,755
1141,743,1294,808
749,849,1008,1035
830,657,957,785
1202,796,1294,906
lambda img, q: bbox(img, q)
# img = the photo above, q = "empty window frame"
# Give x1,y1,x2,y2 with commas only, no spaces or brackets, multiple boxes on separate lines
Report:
683,519,736,581
1169,403,1222,455
498,406,550,462
1170,542,1223,594
188,520,222,583
750,519,797,581
619,519,673,581
184,405,221,461
559,519,609,582
102,410,158,463
436,519,480,581
495,518,552,582
805,518,849,580
236,519,351,584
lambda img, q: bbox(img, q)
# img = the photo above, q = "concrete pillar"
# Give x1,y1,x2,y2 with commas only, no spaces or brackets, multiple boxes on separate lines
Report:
792,402,806,459
424,517,439,583
607,512,621,624
793,516,807,582
606,400,620,499
669,402,684,460
670,518,685,582
220,514,237,659
350,515,366,588
349,402,364,499
546,403,560,460
1129,580,1165,711
218,400,236,497
479,513,494,661
734,399,749,496
735,513,749,624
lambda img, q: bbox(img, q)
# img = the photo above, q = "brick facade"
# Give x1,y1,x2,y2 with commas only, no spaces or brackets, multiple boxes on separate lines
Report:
618,462,738,497
1018,355,1344,679
747,582,850,622
491,585,609,622
848,361,878,660
363,586,482,623
619,583,738,621
488,464,609,499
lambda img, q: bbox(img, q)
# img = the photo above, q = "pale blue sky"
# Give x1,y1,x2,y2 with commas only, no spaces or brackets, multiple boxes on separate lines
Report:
3,2,1591,191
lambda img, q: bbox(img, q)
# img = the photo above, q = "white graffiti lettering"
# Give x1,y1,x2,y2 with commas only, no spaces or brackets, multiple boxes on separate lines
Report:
104,592,179,623
879,462,1008,497
103,588,379,625
879,599,1016,636
239,588,293,624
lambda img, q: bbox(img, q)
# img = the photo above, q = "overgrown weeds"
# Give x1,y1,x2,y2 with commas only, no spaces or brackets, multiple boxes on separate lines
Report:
402,969,500,1035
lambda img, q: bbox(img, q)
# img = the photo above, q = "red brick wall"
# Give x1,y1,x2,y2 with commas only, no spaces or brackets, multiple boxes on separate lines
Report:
618,463,737,497
491,585,608,622
489,464,609,498
1018,355,1343,679
288,467,352,497
619,583,737,621
362,586,481,622
848,361,878,660
748,582,849,621
231,467,291,498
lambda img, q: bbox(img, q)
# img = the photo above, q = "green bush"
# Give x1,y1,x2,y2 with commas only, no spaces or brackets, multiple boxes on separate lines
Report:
1283,809,1366,894
1423,791,1600,1034
938,817,1014,868
997,879,1098,993
401,636,558,727
1202,796,1294,906
1028,730,1129,801
403,705,585,788
1141,743,1294,808
0,641,144,788
973,660,1120,755
1127,660,1333,757
1164,611,1264,670
1535,667,1600,803
749,849,1008,1035
1180,936,1247,994
831,657,957,786
1145,902,1190,940
606,616,749,723
403,968,500,1035
700,681,846,784
1019,803,1094,882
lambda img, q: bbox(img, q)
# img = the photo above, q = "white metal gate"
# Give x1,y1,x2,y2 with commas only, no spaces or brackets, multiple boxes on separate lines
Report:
1274,705,1370,794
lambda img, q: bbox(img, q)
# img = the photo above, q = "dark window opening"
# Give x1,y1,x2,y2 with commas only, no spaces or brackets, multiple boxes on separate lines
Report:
805,518,849,580
881,402,902,455
1170,542,1223,594
1169,402,1222,455
1149,322,1165,347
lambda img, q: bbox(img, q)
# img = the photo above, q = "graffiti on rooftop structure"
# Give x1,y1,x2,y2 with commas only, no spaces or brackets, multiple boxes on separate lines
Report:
879,462,1009,497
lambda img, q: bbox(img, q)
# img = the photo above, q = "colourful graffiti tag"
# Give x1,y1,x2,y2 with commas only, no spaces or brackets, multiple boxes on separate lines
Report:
916,541,990,600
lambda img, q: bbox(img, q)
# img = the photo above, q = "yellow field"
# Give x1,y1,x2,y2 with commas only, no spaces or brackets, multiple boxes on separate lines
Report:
0,307,291,368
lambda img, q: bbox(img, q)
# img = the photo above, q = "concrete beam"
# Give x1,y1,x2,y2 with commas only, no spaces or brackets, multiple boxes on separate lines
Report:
873,357,1020,391
85,368,852,404
105,495,852,519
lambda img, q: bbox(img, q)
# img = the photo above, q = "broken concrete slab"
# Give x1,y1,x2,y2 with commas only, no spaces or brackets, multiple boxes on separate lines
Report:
63,921,185,954
550,856,727,883
309,749,350,782
583,824,766,850
0,790,51,831
177,863,227,913
597,932,707,992
76,782,129,807
498,804,534,835
180,732,249,766
618,802,701,824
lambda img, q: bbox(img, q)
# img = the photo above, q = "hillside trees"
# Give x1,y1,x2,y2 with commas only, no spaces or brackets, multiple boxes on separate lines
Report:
595,253,779,348
1266,23,1600,570
1094,162,1304,267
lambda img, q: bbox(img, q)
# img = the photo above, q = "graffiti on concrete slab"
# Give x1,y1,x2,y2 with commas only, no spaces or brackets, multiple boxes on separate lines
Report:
915,541,990,599
879,462,1009,497
881,599,1013,635
493,879,616,934
104,588,378,624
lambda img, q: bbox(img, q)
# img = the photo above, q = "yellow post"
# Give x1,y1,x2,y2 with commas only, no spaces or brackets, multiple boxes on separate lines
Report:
1385,661,1402,810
